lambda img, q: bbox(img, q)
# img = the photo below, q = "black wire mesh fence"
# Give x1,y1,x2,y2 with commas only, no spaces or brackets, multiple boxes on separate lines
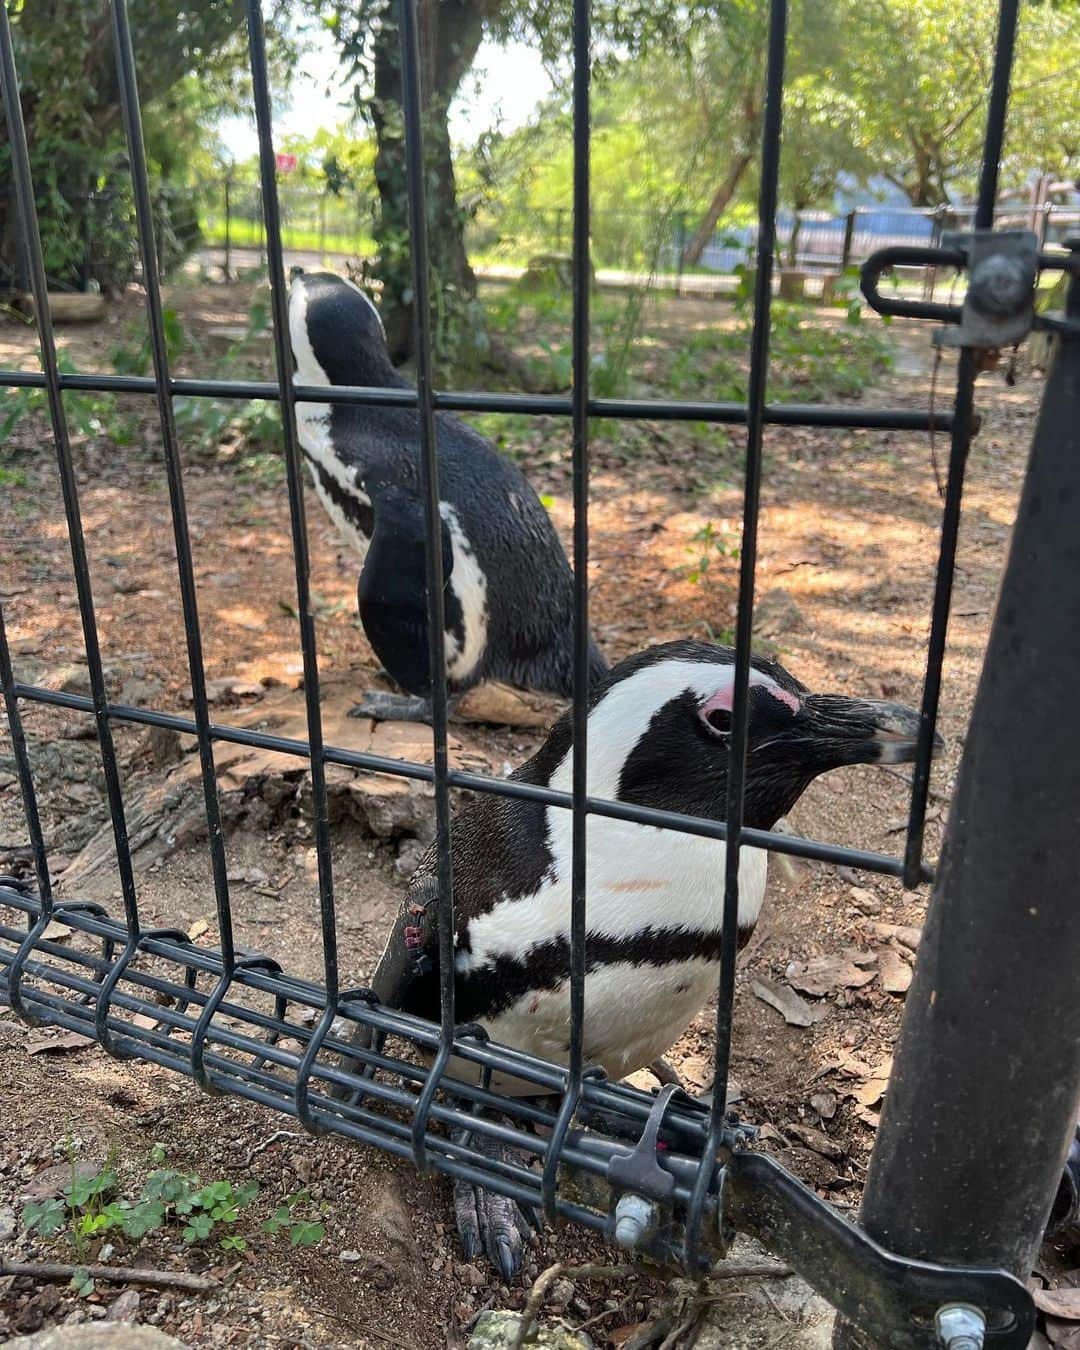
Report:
2,0,1075,1342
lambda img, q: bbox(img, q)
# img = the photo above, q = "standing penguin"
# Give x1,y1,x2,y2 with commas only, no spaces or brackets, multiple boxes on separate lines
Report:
287,269,607,722
353,639,941,1275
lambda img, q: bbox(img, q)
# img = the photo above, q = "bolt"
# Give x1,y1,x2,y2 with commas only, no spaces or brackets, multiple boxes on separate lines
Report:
968,254,1029,318
934,1303,986,1350
613,1193,659,1250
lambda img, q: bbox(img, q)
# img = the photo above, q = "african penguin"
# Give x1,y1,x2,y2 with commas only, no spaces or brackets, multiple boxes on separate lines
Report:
351,639,941,1275
286,268,608,722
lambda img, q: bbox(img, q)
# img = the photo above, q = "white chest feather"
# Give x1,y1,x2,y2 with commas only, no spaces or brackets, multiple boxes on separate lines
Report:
440,502,489,683
455,656,779,1085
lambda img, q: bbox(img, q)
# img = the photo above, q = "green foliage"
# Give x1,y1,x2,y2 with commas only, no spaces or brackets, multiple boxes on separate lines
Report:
686,520,741,586
19,1144,269,1258
1,2,299,288
0,352,138,447
834,0,1080,205
2,301,281,469
260,1189,329,1248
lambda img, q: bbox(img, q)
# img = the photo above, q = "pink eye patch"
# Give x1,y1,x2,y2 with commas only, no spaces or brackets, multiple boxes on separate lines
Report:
700,676,801,721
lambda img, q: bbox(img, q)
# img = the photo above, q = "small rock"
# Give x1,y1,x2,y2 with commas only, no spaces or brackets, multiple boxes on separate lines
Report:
105,1289,141,1323
338,1249,365,1263
0,1328,190,1349
549,1278,576,1309
457,1263,486,1289
468,1310,594,1349
0,1201,15,1242
785,1121,845,1161
809,1090,837,1121
849,886,881,915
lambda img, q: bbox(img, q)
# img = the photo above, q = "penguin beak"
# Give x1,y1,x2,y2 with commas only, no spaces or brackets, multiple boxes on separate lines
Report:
797,694,944,767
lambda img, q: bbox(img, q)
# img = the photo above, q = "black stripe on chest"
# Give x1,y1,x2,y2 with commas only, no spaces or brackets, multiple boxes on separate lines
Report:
405,923,753,1025
308,456,375,539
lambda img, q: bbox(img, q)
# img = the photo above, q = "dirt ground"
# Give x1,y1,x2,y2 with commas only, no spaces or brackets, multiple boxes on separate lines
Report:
0,280,1072,1347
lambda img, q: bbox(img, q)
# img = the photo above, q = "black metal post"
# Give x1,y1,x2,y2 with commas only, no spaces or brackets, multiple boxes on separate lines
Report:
223,170,232,282
839,251,1080,1347
840,209,856,272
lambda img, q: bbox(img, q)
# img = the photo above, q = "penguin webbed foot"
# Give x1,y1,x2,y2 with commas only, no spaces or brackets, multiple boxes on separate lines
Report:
349,690,462,724
451,1125,538,1280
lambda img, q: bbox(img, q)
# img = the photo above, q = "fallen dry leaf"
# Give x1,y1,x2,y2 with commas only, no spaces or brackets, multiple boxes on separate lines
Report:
751,976,824,1027
26,1029,93,1056
785,955,877,997
19,1157,103,1204
41,920,73,941
854,1076,891,1108
1035,1289,1080,1321
187,918,210,941
1045,1320,1080,1350
879,949,913,995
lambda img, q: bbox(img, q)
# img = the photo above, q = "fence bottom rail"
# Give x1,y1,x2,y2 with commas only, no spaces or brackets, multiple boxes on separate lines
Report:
0,882,1034,1348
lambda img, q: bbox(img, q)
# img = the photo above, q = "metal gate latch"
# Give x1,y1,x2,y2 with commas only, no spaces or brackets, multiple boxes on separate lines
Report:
934,229,1038,350
607,1082,683,1249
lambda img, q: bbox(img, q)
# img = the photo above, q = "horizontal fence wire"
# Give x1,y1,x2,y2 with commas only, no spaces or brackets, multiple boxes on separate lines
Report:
0,368,957,431
0,0,989,1281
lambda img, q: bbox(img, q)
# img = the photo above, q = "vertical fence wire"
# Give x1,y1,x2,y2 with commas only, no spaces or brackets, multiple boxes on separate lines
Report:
242,0,341,1123
0,5,140,939
395,0,459,1169
110,0,235,972
901,0,1020,888
542,0,592,1221
0,603,52,910
684,0,788,1267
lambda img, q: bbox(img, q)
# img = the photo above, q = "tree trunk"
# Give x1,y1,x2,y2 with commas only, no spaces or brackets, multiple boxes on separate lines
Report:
682,152,753,266
370,0,498,364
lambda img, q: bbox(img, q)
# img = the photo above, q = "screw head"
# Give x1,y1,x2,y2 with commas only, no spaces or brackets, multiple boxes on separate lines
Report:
613,1194,659,1250
968,255,1030,318
935,1302,986,1350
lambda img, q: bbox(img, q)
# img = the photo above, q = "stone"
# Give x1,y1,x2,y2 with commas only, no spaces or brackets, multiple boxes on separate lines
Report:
105,1290,141,1323
1,1329,190,1349
468,1311,594,1349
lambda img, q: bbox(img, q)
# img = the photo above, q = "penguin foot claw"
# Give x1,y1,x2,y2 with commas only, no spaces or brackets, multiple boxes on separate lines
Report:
451,1126,538,1280
349,690,434,723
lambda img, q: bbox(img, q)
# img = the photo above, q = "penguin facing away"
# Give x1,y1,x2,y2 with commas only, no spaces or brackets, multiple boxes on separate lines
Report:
352,639,942,1276
286,269,608,722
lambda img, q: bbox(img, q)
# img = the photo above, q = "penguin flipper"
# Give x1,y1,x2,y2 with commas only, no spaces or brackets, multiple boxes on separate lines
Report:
356,489,456,703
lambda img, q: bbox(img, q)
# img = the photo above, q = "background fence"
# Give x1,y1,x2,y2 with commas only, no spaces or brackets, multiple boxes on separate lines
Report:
23,172,1080,296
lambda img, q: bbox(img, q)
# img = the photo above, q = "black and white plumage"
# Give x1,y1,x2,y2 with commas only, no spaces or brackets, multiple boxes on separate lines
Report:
286,269,607,721
357,639,940,1273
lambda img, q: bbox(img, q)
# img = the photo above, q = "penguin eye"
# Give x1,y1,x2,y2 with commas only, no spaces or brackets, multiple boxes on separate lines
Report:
703,706,732,737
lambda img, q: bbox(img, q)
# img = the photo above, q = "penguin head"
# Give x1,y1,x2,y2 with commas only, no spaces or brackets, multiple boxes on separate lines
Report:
287,267,393,387
575,640,940,830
